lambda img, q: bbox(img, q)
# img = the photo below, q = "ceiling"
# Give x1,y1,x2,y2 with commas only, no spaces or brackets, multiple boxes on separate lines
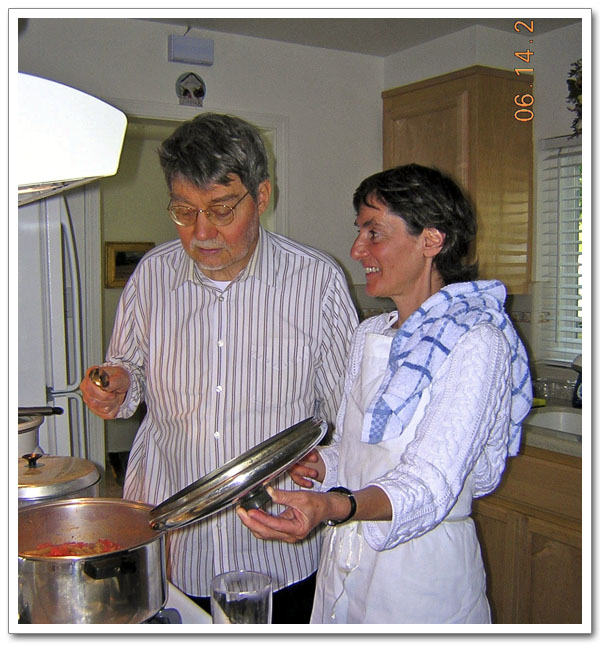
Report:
142,17,581,57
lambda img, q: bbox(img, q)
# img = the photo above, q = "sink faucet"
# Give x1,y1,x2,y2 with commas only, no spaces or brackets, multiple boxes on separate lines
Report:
571,355,582,408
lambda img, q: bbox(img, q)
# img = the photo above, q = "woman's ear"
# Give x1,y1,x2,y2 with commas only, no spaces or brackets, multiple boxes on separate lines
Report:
422,228,445,257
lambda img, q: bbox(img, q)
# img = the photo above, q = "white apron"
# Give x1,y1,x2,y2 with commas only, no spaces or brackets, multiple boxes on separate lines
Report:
310,332,491,624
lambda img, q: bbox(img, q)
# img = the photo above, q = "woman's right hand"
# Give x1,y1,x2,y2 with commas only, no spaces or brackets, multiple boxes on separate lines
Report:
237,487,333,543
79,365,130,420
288,449,325,488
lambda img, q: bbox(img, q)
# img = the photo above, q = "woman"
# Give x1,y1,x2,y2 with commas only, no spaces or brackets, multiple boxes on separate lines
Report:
237,164,532,624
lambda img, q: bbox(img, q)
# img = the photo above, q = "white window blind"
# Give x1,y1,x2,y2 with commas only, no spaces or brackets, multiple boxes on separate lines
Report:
537,136,582,363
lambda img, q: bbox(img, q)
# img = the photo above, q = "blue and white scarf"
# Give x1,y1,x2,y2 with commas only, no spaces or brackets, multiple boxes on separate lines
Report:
362,280,532,456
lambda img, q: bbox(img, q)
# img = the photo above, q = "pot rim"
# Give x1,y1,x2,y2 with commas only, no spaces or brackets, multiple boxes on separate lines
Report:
18,497,165,560
18,414,44,433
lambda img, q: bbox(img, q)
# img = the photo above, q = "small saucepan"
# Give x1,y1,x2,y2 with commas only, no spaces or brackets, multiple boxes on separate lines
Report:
17,406,63,455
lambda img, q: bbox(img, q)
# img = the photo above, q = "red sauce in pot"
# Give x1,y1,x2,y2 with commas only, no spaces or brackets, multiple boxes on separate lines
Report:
26,539,123,557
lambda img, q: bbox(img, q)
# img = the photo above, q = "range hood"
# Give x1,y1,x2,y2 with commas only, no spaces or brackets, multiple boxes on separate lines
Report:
18,73,127,206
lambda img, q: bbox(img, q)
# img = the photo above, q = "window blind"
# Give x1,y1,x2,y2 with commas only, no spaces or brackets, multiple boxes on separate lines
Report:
537,136,582,363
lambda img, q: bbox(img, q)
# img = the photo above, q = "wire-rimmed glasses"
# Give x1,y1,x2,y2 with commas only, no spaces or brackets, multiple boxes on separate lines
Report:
168,190,250,227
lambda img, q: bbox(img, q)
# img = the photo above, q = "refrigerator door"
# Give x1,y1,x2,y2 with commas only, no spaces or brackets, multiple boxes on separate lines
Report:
45,391,89,458
18,191,105,465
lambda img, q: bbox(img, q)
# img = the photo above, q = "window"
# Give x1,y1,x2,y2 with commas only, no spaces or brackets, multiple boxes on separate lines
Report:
536,136,582,364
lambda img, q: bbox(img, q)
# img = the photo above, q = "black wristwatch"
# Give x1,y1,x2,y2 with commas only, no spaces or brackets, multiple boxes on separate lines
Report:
325,486,357,526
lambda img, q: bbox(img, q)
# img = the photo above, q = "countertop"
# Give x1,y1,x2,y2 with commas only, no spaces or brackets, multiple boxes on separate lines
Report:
522,426,582,458
522,404,583,458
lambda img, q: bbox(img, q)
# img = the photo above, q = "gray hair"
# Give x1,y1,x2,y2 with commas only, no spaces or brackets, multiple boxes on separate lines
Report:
158,113,269,199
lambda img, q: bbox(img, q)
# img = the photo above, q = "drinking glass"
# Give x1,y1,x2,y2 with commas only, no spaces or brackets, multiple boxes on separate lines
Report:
210,570,272,624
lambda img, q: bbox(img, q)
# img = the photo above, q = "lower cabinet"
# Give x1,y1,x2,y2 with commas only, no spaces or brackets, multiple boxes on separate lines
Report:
472,445,582,624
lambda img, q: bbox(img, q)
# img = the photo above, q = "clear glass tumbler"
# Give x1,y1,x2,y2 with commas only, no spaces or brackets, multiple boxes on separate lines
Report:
210,570,272,624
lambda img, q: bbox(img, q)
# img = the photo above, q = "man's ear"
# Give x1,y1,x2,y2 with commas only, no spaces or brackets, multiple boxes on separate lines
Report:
256,180,272,215
422,228,445,257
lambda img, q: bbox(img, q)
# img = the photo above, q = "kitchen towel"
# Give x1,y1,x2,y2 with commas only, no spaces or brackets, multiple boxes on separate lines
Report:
362,280,532,455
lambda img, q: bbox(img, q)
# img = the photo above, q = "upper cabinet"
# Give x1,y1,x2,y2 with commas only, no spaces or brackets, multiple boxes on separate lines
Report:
382,66,533,295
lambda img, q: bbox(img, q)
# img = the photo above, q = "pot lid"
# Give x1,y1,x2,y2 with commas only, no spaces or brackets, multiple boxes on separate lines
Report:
149,417,327,532
18,455,100,501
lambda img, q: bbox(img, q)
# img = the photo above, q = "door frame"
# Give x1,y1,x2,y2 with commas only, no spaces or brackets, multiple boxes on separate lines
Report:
104,98,289,236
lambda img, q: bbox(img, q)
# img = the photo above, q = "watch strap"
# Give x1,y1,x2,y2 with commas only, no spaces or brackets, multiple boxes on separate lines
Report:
325,486,357,526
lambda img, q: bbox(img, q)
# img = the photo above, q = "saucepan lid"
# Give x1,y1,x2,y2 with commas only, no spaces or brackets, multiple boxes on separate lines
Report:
18,454,100,501
149,417,327,531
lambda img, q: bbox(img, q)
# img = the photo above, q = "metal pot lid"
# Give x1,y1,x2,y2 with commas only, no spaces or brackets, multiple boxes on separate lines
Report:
149,417,328,532
18,414,44,433
18,454,100,500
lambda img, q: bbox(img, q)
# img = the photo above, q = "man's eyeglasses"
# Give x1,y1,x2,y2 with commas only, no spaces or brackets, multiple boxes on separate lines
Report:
167,191,250,227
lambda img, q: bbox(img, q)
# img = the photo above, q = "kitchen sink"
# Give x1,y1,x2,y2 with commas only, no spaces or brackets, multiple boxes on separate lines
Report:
524,407,582,440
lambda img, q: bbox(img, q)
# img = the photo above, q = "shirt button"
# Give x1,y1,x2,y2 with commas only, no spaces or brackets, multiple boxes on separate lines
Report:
216,385,223,393
218,295,225,302
214,431,220,440
217,339,224,347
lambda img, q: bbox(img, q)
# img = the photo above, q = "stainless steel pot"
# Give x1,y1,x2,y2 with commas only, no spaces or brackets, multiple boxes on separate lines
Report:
18,453,100,508
18,498,166,624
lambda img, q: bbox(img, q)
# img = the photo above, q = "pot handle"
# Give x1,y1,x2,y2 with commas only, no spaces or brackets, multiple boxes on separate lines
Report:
18,406,64,416
83,554,137,580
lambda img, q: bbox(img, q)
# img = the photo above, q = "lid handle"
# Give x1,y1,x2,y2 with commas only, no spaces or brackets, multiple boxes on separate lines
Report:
22,453,44,468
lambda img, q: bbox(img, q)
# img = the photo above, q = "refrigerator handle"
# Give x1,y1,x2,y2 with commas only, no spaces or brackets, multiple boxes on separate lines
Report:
61,196,85,390
45,195,85,392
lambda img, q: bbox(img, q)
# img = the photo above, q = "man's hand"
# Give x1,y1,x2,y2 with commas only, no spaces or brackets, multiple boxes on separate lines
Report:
79,365,130,419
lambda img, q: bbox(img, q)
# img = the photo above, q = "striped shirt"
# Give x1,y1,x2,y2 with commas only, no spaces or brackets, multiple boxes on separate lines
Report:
107,227,358,596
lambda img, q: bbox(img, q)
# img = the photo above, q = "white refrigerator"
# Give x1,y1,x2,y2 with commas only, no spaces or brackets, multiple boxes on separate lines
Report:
18,186,105,469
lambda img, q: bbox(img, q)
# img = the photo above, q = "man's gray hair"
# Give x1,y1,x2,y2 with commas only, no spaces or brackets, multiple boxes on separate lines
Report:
158,113,269,199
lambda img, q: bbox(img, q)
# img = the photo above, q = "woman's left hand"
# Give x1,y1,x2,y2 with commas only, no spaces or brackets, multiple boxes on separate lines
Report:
237,487,330,543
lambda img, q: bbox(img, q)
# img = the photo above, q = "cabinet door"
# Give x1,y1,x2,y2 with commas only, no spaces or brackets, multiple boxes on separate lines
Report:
383,82,471,190
382,67,533,294
474,500,582,624
473,499,528,624
472,501,512,623
524,517,582,624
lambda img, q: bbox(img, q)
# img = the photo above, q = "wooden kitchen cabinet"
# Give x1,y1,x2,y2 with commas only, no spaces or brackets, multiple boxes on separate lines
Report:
472,445,582,624
382,66,533,294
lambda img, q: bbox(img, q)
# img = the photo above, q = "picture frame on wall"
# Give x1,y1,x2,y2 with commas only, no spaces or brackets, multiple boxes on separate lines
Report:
105,241,155,288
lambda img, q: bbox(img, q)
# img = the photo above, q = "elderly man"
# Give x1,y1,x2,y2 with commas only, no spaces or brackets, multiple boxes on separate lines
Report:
80,113,358,623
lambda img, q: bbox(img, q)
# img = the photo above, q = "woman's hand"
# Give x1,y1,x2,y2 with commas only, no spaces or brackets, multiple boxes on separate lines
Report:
287,449,325,488
79,365,130,419
237,486,352,543
237,485,392,544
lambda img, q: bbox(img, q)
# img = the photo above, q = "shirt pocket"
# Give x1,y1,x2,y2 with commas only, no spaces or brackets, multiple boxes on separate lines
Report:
249,340,313,406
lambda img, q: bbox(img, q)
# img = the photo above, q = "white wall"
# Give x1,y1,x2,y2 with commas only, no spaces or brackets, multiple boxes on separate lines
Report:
17,17,384,284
